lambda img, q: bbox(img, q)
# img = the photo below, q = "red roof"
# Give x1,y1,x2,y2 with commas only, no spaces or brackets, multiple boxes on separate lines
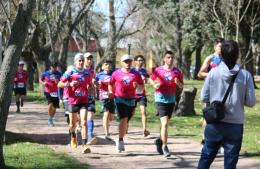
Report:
68,38,97,52
55,37,97,52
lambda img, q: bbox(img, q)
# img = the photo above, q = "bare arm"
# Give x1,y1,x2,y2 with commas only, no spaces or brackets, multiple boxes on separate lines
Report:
197,56,212,79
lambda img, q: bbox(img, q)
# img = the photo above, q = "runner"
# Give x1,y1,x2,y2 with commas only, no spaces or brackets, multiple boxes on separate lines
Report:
58,53,91,154
133,55,150,137
150,51,183,157
108,54,144,153
40,62,62,126
84,52,97,145
197,37,224,152
95,59,115,140
14,61,28,112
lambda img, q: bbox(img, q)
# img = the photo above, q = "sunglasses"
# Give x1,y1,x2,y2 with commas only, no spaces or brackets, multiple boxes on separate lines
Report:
137,59,144,62
78,60,84,62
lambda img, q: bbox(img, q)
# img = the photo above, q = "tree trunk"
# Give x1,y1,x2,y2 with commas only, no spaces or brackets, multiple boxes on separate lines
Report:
0,1,35,167
22,51,35,90
194,44,203,80
108,0,117,69
182,47,193,79
58,36,70,72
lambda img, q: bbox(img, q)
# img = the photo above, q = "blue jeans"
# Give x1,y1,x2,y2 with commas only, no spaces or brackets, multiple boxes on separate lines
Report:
197,122,243,169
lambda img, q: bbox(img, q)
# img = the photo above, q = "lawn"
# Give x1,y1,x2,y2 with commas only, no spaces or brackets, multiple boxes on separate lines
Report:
4,132,89,169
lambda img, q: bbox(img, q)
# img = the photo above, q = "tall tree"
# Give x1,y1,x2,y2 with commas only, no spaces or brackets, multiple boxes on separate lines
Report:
0,1,35,167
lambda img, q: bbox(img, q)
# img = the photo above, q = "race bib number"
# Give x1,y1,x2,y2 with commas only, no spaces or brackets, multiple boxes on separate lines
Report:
102,91,109,98
50,92,58,97
17,82,25,88
136,89,144,95
75,90,86,97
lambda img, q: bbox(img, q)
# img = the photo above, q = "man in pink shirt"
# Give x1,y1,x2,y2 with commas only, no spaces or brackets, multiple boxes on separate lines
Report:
108,54,144,153
150,51,184,157
58,53,91,154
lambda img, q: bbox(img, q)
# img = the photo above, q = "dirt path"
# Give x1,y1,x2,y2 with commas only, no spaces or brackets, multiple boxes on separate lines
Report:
6,102,260,169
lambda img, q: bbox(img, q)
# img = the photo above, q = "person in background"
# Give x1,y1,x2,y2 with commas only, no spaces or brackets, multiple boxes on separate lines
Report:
84,52,97,145
197,40,256,169
14,61,28,112
95,59,115,140
40,62,62,126
108,54,144,153
150,51,184,157
133,55,150,137
197,37,224,152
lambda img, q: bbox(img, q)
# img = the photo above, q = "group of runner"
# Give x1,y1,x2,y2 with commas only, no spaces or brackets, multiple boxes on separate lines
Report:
14,50,183,157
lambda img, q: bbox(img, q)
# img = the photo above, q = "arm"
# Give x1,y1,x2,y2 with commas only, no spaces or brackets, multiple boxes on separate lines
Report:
245,73,256,107
197,56,212,79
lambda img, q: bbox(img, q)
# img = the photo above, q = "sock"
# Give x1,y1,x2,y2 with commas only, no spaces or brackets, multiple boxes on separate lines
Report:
71,131,76,138
88,120,94,139
82,139,87,145
119,138,123,141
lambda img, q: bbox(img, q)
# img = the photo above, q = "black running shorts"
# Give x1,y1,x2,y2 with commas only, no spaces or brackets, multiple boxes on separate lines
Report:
156,102,175,118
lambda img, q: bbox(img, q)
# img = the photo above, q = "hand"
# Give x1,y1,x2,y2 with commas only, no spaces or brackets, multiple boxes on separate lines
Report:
70,81,78,87
174,77,182,88
133,82,138,88
14,78,18,82
108,91,114,99
153,82,160,89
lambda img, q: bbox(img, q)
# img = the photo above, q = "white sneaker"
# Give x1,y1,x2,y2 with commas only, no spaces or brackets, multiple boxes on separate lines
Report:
115,140,125,152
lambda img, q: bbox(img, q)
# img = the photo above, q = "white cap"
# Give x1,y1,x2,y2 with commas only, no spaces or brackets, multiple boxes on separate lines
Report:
74,53,84,62
18,61,25,65
121,54,133,62
84,52,93,58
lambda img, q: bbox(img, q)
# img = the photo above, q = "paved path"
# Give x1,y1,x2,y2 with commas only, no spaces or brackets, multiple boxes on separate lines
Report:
6,102,260,169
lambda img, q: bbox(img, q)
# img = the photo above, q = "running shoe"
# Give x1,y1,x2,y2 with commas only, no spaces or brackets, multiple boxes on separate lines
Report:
115,140,125,152
87,137,97,145
154,138,163,155
105,134,113,141
47,117,54,127
143,130,150,137
70,137,77,148
16,108,20,113
162,145,171,157
81,145,91,154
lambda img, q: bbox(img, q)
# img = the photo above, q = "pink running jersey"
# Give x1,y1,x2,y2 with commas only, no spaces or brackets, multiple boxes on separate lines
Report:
14,70,28,88
61,67,91,105
109,68,144,98
151,66,183,103
41,70,62,94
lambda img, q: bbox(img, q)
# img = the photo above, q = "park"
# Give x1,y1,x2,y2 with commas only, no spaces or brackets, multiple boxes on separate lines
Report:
1,0,260,169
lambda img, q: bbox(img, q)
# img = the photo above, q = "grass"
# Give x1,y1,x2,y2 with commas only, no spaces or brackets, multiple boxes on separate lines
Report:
24,81,260,158
4,132,89,169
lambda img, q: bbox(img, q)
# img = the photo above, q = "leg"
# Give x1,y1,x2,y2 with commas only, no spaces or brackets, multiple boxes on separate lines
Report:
15,95,20,112
47,103,56,126
222,124,243,169
80,109,88,144
160,116,169,146
69,112,78,148
140,105,149,137
197,124,222,169
20,95,25,107
87,111,97,144
103,111,110,136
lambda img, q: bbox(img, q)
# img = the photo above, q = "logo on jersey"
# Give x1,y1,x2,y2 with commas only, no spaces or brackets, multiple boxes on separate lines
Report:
50,74,56,80
77,76,85,82
103,75,111,82
164,72,172,81
122,76,130,85
18,74,23,79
